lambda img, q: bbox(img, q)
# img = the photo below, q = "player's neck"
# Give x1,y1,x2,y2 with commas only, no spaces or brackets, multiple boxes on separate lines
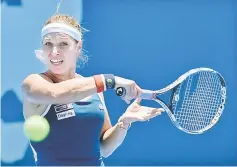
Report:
46,69,77,82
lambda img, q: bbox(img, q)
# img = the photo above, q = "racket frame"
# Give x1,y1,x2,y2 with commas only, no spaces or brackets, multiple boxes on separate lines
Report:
140,67,226,134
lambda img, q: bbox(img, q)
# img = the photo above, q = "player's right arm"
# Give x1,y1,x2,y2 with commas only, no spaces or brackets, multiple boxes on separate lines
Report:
22,74,100,105
21,74,139,105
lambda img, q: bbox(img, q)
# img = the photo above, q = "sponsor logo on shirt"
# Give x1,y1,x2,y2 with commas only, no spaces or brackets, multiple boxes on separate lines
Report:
54,104,75,120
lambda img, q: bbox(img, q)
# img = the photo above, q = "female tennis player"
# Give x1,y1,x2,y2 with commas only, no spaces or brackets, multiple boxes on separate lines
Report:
21,14,164,166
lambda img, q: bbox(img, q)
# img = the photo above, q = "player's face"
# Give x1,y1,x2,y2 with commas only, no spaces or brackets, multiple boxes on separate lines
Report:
42,32,80,74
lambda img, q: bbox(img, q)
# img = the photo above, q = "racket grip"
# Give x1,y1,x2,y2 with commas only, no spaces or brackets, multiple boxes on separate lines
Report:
139,89,155,100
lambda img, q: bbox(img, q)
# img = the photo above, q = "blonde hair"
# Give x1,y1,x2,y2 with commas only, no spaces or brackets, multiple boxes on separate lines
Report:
44,14,85,41
44,14,89,68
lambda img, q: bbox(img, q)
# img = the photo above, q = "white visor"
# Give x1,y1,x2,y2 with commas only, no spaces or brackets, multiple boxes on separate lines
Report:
41,23,81,41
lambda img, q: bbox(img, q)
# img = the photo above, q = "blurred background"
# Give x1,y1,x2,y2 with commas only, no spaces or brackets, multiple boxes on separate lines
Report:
1,0,237,166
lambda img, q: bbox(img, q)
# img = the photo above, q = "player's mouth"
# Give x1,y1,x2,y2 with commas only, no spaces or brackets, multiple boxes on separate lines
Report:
50,59,63,65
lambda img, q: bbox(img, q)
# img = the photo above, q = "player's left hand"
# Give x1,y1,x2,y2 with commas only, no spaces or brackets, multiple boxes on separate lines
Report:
118,98,165,124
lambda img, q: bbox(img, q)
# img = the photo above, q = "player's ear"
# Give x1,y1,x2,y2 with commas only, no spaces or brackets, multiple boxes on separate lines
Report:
76,40,82,52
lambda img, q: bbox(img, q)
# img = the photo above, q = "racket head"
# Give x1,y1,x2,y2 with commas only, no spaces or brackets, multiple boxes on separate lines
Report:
154,68,226,134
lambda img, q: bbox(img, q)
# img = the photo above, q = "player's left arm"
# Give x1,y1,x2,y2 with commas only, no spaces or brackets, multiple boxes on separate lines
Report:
98,93,130,158
99,93,163,158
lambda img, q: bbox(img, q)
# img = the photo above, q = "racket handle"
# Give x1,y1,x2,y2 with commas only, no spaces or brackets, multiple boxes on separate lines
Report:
139,89,155,100
116,87,126,97
116,87,155,100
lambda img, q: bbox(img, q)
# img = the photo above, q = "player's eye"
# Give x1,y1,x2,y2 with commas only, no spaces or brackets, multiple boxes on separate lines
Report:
60,42,68,47
44,42,52,47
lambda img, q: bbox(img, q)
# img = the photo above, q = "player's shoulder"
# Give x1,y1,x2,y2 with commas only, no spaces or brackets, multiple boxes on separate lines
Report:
23,98,49,119
22,73,52,119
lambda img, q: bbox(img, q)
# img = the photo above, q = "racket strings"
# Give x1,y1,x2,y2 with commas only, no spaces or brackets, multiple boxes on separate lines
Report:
186,74,219,130
173,71,223,132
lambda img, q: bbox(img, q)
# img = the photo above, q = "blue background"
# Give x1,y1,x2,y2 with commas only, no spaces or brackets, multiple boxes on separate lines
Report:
1,0,237,166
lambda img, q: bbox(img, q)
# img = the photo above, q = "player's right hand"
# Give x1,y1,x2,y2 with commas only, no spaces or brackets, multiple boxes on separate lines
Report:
114,76,141,104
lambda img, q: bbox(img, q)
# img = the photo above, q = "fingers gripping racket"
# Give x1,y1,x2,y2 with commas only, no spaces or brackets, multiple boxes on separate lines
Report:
116,68,226,134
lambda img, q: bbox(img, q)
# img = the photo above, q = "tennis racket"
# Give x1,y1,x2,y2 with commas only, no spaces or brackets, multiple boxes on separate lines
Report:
116,68,226,134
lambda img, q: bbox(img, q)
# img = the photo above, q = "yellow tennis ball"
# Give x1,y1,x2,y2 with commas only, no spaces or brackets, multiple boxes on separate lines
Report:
24,115,50,142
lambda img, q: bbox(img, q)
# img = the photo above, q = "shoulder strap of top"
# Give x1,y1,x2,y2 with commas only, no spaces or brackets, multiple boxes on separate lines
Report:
40,72,57,83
